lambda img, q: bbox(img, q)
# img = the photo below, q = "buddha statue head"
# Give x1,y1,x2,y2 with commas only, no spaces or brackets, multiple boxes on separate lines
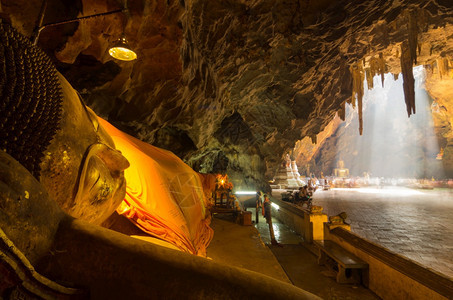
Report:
0,20,129,225
337,159,345,169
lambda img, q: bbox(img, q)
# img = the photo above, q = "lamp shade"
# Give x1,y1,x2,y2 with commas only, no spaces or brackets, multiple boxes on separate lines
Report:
108,36,137,61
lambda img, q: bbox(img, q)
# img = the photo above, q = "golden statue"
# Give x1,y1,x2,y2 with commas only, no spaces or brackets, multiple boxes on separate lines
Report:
334,159,349,178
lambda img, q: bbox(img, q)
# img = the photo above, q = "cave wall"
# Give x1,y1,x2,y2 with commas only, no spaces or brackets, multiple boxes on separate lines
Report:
2,0,453,190
425,59,453,176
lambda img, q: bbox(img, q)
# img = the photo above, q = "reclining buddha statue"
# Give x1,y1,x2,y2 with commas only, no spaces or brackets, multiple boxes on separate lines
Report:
0,20,318,299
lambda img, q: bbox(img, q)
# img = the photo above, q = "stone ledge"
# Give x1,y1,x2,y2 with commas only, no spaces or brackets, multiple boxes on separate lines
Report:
331,227,453,299
272,198,308,219
270,197,327,243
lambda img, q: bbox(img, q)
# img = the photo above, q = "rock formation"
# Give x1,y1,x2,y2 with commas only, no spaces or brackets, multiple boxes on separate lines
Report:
1,0,453,189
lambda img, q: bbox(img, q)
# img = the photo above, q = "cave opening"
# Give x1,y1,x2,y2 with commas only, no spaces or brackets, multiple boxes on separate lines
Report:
336,65,444,179
299,65,446,182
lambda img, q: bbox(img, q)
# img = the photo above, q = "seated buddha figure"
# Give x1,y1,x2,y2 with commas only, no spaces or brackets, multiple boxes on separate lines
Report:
0,21,317,299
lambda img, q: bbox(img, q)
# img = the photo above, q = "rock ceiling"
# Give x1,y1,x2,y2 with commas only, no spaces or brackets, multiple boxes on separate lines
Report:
1,0,453,189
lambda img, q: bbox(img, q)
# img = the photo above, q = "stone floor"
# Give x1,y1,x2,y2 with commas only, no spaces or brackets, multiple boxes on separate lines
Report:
281,186,453,280
206,213,291,283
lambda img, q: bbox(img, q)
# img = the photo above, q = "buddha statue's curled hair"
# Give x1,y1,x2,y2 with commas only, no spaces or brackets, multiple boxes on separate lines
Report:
0,20,63,178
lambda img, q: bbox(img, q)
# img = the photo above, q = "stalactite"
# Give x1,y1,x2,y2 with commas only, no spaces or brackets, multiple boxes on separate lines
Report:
408,10,418,65
350,61,364,107
369,57,379,85
366,54,385,89
350,61,364,135
436,57,449,79
365,68,373,89
378,53,386,87
358,90,363,135
400,41,416,117
436,59,443,79
393,73,399,81
310,135,317,144
338,101,346,121
429,61,436,76
446,58,453,78
397,9,420,118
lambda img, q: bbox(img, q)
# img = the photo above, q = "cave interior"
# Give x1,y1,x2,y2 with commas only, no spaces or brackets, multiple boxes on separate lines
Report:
1,0,453,298
3,0,453,190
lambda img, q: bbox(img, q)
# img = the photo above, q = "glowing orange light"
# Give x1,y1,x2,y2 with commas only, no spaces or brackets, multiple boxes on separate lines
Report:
215,174,233,190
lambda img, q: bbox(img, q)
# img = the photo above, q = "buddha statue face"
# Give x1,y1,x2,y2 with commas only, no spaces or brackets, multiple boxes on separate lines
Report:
39,74,129,225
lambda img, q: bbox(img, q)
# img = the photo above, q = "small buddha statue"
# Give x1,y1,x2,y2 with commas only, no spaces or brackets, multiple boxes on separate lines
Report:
334,158,349,178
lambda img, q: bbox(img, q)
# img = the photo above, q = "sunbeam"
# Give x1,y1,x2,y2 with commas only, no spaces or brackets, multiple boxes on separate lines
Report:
335,66,445,179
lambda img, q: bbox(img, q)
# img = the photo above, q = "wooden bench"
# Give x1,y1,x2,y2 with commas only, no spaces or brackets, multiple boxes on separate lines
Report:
314,240,368,284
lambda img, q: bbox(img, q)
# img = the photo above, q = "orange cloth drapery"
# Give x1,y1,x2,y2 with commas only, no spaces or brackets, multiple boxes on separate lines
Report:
99,118,213,256
197,173,217,208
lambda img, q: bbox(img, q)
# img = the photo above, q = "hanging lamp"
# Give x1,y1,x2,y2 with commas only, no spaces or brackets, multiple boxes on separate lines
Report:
108,35,137,61
32,0,137,62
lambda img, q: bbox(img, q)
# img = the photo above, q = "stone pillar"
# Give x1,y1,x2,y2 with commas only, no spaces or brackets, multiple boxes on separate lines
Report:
303,208,328,243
